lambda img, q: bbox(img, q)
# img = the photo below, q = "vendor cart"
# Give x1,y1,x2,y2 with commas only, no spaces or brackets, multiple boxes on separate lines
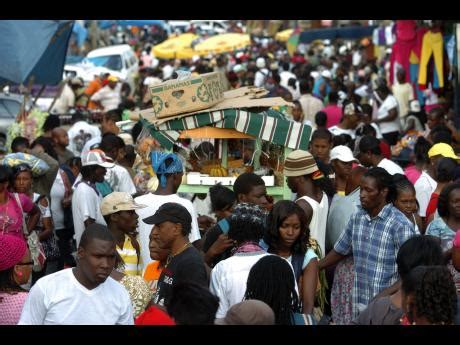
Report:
139,107,312,202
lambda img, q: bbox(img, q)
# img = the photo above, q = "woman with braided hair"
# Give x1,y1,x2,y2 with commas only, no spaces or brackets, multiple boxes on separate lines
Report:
244,255,315,325
401,265,457,325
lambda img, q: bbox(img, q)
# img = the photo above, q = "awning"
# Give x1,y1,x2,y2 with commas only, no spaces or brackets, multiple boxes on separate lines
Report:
141,108,312,151
298,25,376,44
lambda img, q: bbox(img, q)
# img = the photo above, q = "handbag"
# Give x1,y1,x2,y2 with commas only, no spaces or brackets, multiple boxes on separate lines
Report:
13,193,46,272
33,195,60,262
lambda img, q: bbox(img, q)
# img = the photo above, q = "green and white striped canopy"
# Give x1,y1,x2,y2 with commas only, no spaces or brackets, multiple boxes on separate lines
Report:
140,108,312,150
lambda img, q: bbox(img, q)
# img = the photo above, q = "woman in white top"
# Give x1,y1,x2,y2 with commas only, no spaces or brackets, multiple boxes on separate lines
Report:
372,80,401,146
263,200,319,315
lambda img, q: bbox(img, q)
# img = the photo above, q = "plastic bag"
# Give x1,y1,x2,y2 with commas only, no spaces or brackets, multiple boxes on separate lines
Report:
0,152,50,176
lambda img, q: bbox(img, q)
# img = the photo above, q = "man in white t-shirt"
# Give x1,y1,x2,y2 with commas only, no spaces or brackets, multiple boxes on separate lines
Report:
99,133,136,195
328,101,362,139
135,151,201,272
72,149,114,247
372,81,401,146
357,135,404,175
67,112,101,156
19,224,133,325
90,75,122,112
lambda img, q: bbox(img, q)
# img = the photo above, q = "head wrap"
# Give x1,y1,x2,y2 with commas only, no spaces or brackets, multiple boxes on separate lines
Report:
0,234,27,271
150,151,183,188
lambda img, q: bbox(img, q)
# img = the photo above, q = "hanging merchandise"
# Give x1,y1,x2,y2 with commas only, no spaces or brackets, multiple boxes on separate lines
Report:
445,35,456,81
389,20,417,85
408,26,429,105
418,29,444,90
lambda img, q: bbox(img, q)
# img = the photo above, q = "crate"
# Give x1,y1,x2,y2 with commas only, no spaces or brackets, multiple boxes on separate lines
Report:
149,72,225,119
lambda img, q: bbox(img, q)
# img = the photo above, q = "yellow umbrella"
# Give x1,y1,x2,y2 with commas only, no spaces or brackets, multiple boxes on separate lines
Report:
275,29,294,42
152,33,202,59
194,33,251,55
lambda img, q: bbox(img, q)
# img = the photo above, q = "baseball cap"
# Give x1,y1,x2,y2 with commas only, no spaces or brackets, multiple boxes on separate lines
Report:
428,143,460,160
215,300,275,325
409,99,421,113
256,57,266,69
107,75,119,83
283,150,319,177
81,149,115,168
101,192,147,216
233,64,245,73
321,70,332,79
330,145,358,163
143,202,192,228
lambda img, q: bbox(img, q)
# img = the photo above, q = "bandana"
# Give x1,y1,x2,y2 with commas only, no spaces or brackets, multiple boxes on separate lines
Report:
150,151,183,188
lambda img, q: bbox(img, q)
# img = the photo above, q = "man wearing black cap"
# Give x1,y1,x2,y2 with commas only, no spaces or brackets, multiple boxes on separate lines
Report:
143,202,208,307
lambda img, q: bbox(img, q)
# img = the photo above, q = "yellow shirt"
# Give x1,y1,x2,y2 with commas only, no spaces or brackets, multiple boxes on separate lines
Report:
117,235,142,276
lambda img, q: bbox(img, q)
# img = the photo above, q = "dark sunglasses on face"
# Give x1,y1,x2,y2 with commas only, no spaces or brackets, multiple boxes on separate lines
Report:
16,261,34,266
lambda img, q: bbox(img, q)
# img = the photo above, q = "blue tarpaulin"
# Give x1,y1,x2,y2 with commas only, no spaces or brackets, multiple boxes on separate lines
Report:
72,21,88,48
299,25,377,44
0,20,74,85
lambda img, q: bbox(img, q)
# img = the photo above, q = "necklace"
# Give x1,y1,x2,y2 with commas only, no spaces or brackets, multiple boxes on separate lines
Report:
165,242,191,267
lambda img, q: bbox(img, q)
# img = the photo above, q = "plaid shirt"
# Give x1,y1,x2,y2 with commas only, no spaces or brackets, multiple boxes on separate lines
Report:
334,203,416,318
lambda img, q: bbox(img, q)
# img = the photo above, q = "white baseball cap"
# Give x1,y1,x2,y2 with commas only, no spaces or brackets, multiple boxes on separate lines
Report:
321,70,332,79
82,149,115,168
256,57,266,69
330,145,358,163
409,99,421,113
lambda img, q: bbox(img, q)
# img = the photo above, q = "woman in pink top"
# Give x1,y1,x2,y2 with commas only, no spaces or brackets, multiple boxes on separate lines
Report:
404,137,432,185
0,234,33,324
323,92,342,128
0,166,39,241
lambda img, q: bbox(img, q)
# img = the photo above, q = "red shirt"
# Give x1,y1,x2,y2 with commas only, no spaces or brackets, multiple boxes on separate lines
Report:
379,140,391,159
425,193,439,220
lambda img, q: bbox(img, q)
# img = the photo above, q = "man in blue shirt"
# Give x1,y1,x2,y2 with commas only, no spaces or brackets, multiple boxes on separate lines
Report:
319,167,416,318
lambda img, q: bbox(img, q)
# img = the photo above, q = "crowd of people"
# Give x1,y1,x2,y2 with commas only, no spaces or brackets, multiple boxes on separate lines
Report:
1,19,460,326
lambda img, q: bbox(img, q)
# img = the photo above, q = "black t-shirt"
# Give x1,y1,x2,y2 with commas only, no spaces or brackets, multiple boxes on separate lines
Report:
152,246,208,307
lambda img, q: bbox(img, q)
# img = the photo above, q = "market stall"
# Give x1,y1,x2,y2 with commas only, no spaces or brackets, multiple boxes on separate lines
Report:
137,107,312,201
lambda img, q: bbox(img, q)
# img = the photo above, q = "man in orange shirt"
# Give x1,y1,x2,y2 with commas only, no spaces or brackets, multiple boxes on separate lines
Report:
84,73,110,109
143,234,170,293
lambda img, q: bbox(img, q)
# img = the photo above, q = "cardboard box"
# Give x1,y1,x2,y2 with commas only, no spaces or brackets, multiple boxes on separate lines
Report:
149,72,224,119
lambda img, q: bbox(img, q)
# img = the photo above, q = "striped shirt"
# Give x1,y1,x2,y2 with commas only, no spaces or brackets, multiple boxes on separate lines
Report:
117,235,142,276
334,203,416,318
